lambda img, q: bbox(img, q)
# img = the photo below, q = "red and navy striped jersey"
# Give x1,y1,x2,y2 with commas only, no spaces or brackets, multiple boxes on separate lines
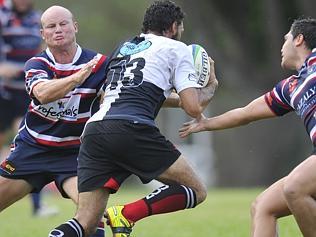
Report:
0,5,42,89
265,49,316,146
19,45,107,148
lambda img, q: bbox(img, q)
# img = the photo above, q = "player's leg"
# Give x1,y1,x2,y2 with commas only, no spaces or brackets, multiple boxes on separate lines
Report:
49,188,109,237
105,122,206,236
109,155,206,233
251,177,291,237
0,134,37,210
105,156,205,237
0,176,32,211
53,175,106,237
123,154,206,219
283,154,316,237
76,189,110,237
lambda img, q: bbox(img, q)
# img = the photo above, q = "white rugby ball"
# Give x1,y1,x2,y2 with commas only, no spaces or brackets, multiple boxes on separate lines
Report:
188,44,210,87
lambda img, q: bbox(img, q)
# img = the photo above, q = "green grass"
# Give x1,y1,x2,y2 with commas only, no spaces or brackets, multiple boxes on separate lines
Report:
0,188,302,237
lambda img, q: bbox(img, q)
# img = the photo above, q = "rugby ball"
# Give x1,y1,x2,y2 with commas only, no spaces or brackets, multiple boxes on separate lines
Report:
188,44,210,87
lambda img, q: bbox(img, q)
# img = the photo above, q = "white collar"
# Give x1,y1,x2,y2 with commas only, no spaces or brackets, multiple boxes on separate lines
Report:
45,44,82,65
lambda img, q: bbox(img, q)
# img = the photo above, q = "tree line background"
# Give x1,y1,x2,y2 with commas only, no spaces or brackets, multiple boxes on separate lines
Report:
33,0,316,187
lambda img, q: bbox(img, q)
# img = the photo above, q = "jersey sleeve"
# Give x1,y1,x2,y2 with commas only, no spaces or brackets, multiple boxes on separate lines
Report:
264,79,293,116
91,53,108,95
171,43,201,93
24,57,50,98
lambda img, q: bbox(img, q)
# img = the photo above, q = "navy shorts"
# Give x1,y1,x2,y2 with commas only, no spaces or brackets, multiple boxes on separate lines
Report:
0,88,30,132
0,135,79,198
78,120,181,193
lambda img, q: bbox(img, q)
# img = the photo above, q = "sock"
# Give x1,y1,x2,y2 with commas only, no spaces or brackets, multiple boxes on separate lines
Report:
122,184,197,223
31,193,40,214
90,221,105,237
48,218,84,237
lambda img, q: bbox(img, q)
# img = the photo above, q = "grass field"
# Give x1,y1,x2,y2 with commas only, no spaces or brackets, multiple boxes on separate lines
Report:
0,188,302,237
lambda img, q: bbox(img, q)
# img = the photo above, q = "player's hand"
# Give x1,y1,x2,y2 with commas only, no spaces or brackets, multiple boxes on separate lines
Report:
75,57,99,84
179,114,208,138
206,56,218,88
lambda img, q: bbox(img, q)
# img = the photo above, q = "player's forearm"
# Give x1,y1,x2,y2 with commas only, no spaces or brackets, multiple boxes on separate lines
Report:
198,80,218,108
33,74,82,104
204,108,252,130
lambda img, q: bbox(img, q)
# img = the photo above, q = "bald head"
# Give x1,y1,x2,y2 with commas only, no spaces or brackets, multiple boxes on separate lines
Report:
41,5,74,28
40,5,78,52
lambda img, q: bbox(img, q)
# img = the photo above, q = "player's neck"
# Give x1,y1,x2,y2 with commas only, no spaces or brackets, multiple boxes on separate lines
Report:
49,44,78,64
296,49,312,71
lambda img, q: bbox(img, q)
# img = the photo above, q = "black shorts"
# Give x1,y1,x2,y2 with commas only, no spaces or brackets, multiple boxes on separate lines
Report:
78,120,181,193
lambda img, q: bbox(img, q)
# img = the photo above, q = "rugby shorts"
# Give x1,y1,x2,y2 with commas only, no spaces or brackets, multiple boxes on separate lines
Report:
78,119,181,193
0,135,78,198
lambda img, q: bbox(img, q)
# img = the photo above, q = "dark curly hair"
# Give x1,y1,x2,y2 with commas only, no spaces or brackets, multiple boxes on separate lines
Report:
291,17,316,50
142,0,185,34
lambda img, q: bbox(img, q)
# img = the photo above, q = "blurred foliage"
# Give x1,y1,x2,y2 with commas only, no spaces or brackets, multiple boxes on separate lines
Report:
33,0,316,186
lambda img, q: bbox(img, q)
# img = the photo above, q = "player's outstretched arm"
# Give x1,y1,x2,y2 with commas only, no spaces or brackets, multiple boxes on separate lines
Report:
32,57,99,104
179,95,276,138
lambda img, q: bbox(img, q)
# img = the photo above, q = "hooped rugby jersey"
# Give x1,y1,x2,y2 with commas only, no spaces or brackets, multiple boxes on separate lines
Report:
19,45,107,148
0,5,42,90
265,48,316,146
87,33,201,127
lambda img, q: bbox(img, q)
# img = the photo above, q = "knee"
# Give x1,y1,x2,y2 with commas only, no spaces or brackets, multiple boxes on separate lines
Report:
283,177,304,202
250,196,262,219
250,195,273,220
195,183,207,205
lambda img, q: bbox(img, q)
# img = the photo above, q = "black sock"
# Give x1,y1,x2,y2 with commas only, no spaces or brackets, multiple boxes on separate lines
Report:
48,218,85,237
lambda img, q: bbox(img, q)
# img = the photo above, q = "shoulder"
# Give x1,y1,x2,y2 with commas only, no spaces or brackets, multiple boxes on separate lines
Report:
80,48,105,61
24,51,50,70
163,37,189,56
150,35,190,60
77,48,106,69
152,35,188,51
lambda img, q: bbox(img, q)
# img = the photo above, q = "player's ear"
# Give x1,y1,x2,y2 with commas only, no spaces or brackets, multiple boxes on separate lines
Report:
171,21,178,34
294,33,304,47
74,21,78,33
163,22,178,38
40,28,45,40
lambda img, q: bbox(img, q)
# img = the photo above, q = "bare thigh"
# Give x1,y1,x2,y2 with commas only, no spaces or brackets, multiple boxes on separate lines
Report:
285,154,316,197
253,177,291,217
157,155,206,203
0,176,32,211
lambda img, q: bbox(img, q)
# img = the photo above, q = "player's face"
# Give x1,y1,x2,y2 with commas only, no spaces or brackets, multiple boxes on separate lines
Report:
172,22,184,40
41,8,78,50
12,0,33,14
281,31,298,70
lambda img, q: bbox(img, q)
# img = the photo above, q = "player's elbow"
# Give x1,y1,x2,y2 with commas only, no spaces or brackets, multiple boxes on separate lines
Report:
185,105,203,118
33,90,50,104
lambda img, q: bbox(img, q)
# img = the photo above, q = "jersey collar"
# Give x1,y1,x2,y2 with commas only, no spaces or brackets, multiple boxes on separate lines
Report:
45,44,82,65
